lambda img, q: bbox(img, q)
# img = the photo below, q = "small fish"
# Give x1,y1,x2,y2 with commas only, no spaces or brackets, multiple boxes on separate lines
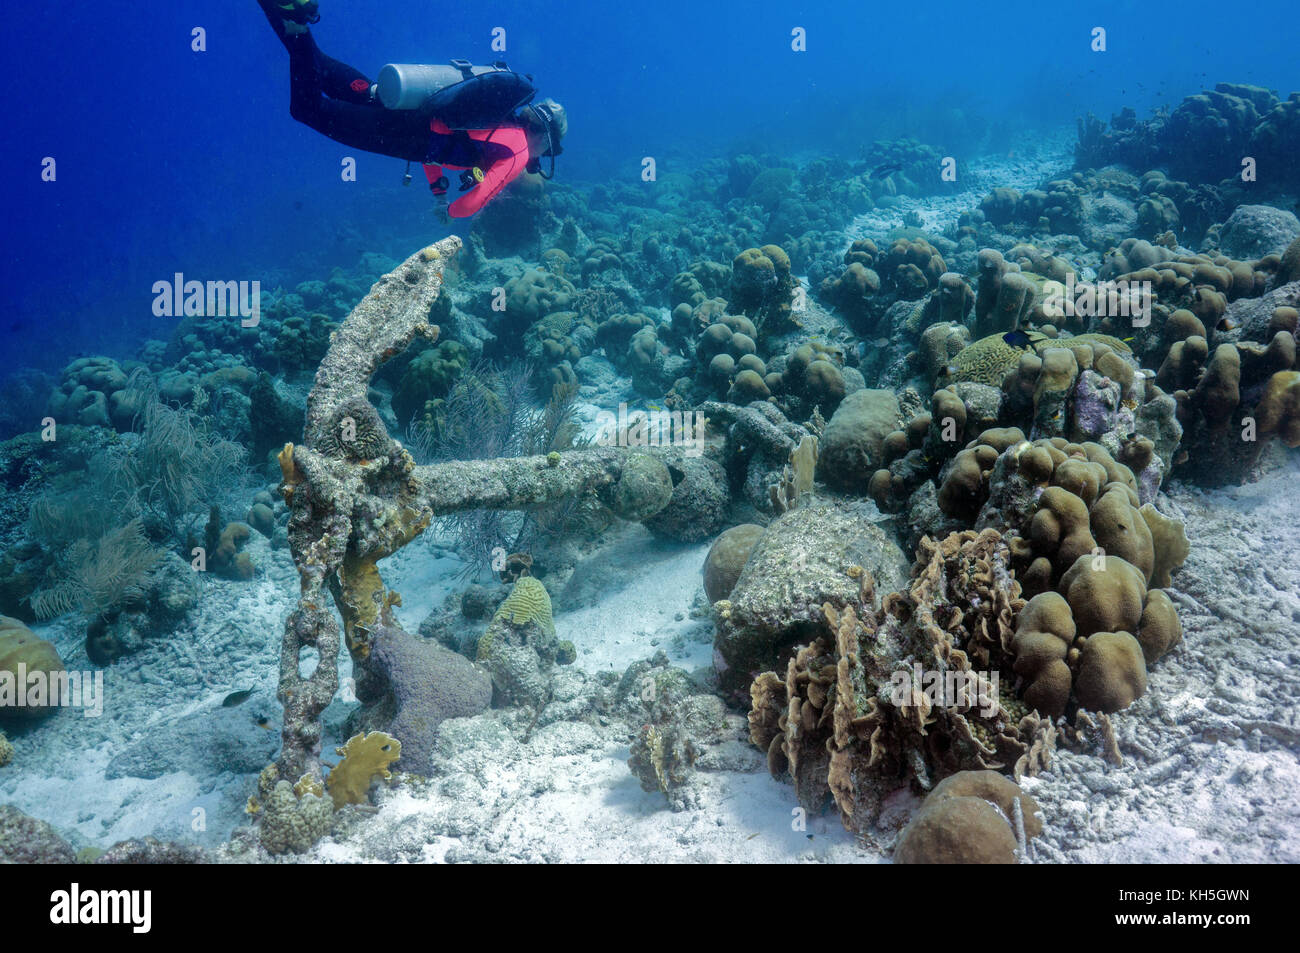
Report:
254,715,273,730
805,834,815,840
222,689,254,708
1003,329,1043,348
871,162,903,180
1216,317,1238,332
1121,336,1135,343
1174,449,1190,466
746,832,760,841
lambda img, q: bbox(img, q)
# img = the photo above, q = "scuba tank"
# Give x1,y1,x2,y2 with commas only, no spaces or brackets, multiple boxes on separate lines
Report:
377,60,536,128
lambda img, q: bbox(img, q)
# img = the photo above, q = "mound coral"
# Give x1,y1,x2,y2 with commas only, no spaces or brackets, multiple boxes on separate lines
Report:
731,245,798,338
714,497,908,699
702,524,765,603
894,770,1042,864
817,389,900,490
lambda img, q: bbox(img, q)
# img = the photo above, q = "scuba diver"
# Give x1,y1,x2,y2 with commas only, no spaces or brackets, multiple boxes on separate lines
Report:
257,0,567,219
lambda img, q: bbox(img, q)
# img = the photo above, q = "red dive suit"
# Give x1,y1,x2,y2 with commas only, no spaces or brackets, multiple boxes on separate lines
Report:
422,119,531,218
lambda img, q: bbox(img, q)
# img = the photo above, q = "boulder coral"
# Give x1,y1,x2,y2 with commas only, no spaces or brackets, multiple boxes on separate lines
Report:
894,770,1042,864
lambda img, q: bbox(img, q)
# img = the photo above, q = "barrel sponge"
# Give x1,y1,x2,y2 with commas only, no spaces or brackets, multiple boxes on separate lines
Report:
0,616,65,721
1012,592,1076,717
1089,485,1155,584
1254,370,1300,447
894,770,1041,864
1139,504,1190,589
1058,554,1147,639
703,524,764,603
1137,589,1182,665
1074,631,1148,713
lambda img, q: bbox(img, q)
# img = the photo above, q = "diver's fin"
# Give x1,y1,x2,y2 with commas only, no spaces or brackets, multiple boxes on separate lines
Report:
262,0,320,26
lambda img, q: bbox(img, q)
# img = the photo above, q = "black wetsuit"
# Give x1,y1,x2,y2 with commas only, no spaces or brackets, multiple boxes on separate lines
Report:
259,0,451,163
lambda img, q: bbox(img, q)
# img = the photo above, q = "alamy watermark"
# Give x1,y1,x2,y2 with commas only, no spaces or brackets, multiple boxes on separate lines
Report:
151,273,260,327
593,404,705,458
888,663,999,718
0,665,104,718
1041,275,1153,327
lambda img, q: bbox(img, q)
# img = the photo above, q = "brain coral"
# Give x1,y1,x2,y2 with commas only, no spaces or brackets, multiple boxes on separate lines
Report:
0,616,65,720
946,332,1036,386
492,575,555,637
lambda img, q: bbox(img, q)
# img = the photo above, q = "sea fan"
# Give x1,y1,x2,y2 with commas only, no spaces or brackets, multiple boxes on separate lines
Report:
29,519,161,620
